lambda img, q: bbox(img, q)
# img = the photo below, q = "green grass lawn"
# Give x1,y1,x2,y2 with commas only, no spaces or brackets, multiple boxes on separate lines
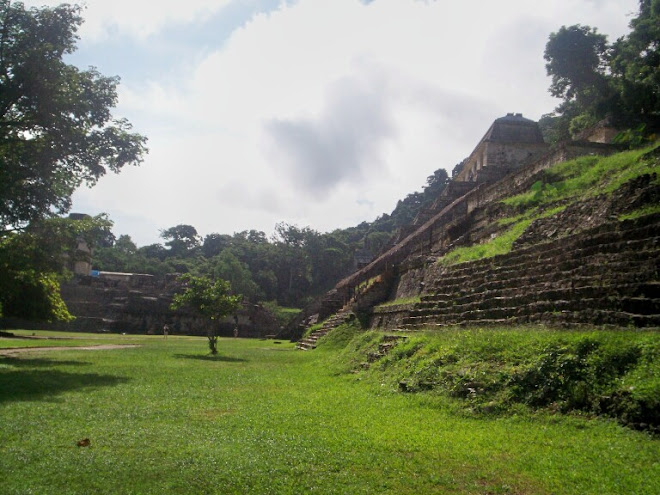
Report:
1,330,658,494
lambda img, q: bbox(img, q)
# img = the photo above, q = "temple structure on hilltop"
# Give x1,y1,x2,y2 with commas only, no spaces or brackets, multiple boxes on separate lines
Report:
292,112,650,347
455,113,548,183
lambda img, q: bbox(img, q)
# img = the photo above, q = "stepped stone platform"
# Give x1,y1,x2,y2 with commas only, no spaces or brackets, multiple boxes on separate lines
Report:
372,213,660,329
292,116,655,349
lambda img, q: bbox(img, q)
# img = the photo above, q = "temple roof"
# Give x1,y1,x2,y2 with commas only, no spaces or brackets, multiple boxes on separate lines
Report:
482,113,544,144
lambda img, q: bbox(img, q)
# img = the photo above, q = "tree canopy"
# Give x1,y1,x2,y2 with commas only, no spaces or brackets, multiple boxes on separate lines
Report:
170,274,241,354
0,1,147,232
544,0,659,140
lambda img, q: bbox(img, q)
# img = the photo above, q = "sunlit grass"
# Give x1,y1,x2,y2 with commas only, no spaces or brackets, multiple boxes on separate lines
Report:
619,203,660,221
374,295,421,308
1,330,658,494
438,219,533,265
437,144,658,266
503,144,658,209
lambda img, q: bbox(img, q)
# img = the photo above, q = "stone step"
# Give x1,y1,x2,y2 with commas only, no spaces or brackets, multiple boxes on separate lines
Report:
430,259,659,301
435,217,660,275
432,244,659,290
423,275,658,315
404,296,660,327
416,283,660,313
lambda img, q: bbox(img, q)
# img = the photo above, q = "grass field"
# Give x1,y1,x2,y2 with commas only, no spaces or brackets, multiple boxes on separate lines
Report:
1,328,659,494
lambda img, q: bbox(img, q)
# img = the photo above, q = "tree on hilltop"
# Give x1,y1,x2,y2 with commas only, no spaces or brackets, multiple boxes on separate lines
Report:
544,0,659,140
160,224,201,256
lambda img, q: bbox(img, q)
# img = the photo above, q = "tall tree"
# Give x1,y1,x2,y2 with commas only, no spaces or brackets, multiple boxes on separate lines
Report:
160,224,200,256
544,24,612,136
610,0,660,119
544,1,660,139
0,1,147,232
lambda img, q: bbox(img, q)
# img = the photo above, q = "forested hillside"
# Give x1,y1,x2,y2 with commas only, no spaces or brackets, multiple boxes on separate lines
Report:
91,168,450,307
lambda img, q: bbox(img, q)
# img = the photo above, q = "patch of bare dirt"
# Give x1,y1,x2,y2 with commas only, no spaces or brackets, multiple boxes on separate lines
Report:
0,344,140,355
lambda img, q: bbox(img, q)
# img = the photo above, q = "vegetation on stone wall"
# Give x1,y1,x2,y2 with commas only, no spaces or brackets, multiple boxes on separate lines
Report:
0,214,112,321
437,143,659,266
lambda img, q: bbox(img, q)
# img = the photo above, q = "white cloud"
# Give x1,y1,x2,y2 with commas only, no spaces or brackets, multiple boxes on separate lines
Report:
24,0,234,40
58,0,640,245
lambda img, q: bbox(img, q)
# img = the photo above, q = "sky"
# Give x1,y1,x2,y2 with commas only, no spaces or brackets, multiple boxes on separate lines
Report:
25,0,640,246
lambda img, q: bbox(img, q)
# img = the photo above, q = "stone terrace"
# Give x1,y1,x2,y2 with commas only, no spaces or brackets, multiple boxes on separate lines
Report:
371,212,660,329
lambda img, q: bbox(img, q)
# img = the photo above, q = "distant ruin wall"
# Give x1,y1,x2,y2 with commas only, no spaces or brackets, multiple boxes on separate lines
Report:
1,274,281,338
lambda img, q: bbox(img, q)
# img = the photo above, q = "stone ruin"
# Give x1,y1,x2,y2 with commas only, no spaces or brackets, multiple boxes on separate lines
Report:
294,114,659,347
1,270,282,338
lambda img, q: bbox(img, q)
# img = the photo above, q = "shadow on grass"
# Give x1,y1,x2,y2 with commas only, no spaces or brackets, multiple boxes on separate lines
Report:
0,357,90,368
0,356,128,404
174,354,247,363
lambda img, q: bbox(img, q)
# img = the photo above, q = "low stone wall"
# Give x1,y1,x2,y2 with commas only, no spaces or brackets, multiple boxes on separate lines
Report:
369,303,417,329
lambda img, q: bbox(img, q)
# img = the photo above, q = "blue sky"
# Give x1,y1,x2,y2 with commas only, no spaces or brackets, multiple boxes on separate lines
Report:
25,0,639,246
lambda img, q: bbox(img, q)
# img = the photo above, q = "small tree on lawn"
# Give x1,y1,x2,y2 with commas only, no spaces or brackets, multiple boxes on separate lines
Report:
170,274,241,355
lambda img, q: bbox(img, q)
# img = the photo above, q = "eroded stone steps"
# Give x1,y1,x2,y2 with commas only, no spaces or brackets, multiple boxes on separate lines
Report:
416,281,660,313
406,295,660,321
296,311,356,350
433,216,660,278
432,241,659,291
412,310,659,329
399,216,660,329
403,296,660,327
421,259,659,312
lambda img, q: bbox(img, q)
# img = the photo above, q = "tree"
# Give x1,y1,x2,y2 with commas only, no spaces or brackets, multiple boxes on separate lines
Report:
160,224,200,256
0,1,147,232
211,250,261,302
544,24,613,136
545,25,610,105
114,235,137,255
170,274,241,354
202,233,231,258
544,2,660,139
610,0,660,119
0,213,112,321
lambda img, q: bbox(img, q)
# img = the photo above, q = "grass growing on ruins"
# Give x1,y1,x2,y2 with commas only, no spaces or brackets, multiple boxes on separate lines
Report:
503,143,658,210
437,144,659,267
619,203,660,221
374,295,421,308
438,219,533,265
1,329,659,494
336,325,659,432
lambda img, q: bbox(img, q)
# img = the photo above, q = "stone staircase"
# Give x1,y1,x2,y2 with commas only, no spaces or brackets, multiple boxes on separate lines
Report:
296,310,356,350
400,213,660,329
296,270,396,350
